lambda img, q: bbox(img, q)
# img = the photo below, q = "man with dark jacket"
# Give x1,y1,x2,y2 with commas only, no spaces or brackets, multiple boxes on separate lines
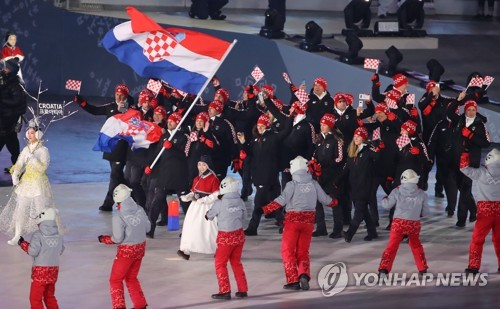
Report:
144,112,190,238
306,77,334,132
0,58,26,171
74,83,131,211
418,81,453,198
208,100,237,180
447,92,491,227
238,114,292,236
332,92,375,146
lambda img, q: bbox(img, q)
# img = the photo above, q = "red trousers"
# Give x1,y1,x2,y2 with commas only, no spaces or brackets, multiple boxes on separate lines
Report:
468,201,500,269
379,218,428,272
281,216,314,284
214,229,248,294
109,243,147,309
30,266,59,309
30,282,58,309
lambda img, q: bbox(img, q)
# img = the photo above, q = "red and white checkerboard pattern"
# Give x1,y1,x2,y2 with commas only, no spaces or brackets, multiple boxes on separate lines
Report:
65,79,82,91
147,79,162,96
144,31,177,62
282,72,292,84
364,58,380,70
294,89,309,104
468,77,483,88
372,127,381,141
385,96,398,109
251,66,264,82
483,76,494,87
406,94,415,105
396,134,411,150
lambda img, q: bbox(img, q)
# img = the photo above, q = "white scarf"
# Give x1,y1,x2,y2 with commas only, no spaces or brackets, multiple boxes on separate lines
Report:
334,106,346,116
293,114,306,126
465,116,475,128
315,91,326,100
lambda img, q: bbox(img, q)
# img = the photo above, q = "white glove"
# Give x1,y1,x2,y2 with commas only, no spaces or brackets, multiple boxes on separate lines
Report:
11,173,19,186
180,192,194,202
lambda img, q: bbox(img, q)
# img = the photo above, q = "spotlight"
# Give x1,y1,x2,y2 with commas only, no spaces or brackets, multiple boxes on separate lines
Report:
299,21,324,52
426,59,444,82
259,9,285,39
379,45,403,76
397,0,427,36
339,32,364,64
342,0,374,37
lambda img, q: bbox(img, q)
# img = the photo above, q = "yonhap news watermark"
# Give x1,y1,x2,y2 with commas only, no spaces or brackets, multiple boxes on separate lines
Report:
317,262,488,297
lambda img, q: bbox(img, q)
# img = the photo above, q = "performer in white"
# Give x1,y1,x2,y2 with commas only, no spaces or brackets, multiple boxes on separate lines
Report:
177,155,220,260
0,120,59,245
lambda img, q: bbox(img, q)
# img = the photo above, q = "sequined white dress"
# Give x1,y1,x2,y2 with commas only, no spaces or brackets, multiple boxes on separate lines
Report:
0,141,56,237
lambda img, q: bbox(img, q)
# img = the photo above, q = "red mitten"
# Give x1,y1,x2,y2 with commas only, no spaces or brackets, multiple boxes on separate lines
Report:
460,152,470,169
262,201,282,215
314,163,322,178
308,159,317,175
375,141,385,152
387,112,397,121
410,146,420,155
422,100,436,116
356,118,364,127
20,240,30,253
231,159,242,172
385,177,394,190
239,150,247,160
200,136,214,148
74,95,87,107
461,127,474,139
327,198,338,208
291,84,299,93
144,166,152,175
163,140,173,149
204,139,214,148
410,107,419,118
371,74,380,87
98,235,115,245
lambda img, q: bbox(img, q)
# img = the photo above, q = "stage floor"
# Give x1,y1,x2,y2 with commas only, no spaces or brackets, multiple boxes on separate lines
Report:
1,167,499,308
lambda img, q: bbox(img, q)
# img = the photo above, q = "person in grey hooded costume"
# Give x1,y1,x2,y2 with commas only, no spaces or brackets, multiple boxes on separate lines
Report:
18,208,64,309
462,148,500,274
263,156,338,291
98,184,150,309
378,169,430,276
206,176,248,300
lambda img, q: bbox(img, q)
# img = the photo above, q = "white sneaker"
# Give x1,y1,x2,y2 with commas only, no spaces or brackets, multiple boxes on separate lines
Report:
7,239,17,246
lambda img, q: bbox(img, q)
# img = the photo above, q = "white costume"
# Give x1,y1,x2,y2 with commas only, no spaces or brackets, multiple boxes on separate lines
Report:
179,171,220,255
0,140,57,243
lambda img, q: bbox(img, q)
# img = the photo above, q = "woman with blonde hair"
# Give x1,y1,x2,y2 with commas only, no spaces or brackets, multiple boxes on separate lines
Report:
336,127,380,242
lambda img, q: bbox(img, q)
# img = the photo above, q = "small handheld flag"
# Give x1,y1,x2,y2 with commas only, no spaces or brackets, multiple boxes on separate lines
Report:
251,66,264,83
65,79,82,92
147,79,162,96
364,58,380,70
294,89,309,104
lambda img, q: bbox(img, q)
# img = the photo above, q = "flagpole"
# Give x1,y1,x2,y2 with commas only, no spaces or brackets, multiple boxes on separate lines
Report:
150,39,238,169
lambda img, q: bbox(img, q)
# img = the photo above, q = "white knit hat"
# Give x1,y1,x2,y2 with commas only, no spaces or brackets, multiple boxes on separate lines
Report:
290,156,308,175
400,169,420,184
113,184,132,203
485,148,500,167
37,208,57,223
219,176,240,195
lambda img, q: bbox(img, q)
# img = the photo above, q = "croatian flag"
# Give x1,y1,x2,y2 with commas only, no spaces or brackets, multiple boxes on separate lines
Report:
102,7,232,94
93,109,163,152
